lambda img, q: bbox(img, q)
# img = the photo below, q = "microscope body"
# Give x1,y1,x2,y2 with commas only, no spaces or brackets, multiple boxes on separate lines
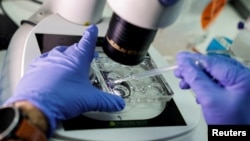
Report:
104,0,184,65
47,0,184,65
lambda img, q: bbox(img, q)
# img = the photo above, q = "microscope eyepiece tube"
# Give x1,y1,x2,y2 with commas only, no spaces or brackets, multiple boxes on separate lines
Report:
102,13,158,66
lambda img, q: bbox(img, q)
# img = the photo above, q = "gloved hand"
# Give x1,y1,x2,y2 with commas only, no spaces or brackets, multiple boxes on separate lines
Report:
174,51,250,125
4,25,125,135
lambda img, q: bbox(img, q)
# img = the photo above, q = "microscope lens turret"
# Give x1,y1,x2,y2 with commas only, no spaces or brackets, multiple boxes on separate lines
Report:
102,13,157,66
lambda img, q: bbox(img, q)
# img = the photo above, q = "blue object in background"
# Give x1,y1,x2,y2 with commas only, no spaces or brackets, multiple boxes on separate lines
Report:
159,0,178,6
206,36,233,57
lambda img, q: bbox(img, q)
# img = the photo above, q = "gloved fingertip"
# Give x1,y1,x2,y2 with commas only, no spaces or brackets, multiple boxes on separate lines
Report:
98,91,126,112
173,67,182,78
113,95,126,110
40,52,49,58
179,80,190,89
94,51,99,58
83,24,98,37
87,24,98,30
70,25,98,62
116,100,126,111
196,98,200,104
79,25,98,47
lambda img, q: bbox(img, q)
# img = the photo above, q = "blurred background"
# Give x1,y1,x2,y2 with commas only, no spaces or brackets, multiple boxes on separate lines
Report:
0,0,249,68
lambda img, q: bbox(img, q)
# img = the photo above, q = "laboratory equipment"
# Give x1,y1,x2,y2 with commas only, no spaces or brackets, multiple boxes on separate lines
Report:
0,0,207,140
113,65,178,84
205,23,250,67
102,0,184,65
84,51,174,122
87,53,174,121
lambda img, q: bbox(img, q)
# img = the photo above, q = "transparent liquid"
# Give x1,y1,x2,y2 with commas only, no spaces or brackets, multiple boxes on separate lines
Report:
85,50,174,120
90,56,173,104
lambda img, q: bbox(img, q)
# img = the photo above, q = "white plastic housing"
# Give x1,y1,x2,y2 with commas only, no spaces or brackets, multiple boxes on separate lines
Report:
56,0,106,25
107,0,184,29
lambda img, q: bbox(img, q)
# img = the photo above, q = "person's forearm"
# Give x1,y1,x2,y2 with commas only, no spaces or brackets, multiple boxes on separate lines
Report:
14,101,49,135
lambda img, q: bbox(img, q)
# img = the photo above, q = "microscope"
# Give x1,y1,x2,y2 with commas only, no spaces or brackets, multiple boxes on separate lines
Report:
0,0,207,140
102,0,184,65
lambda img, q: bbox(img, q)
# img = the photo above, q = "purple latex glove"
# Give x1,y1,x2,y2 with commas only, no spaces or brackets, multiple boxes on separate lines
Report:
174,52,250,125
4,25,125,136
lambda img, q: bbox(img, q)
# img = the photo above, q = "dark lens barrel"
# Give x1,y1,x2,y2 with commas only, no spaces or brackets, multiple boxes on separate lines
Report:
102,13,157,66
